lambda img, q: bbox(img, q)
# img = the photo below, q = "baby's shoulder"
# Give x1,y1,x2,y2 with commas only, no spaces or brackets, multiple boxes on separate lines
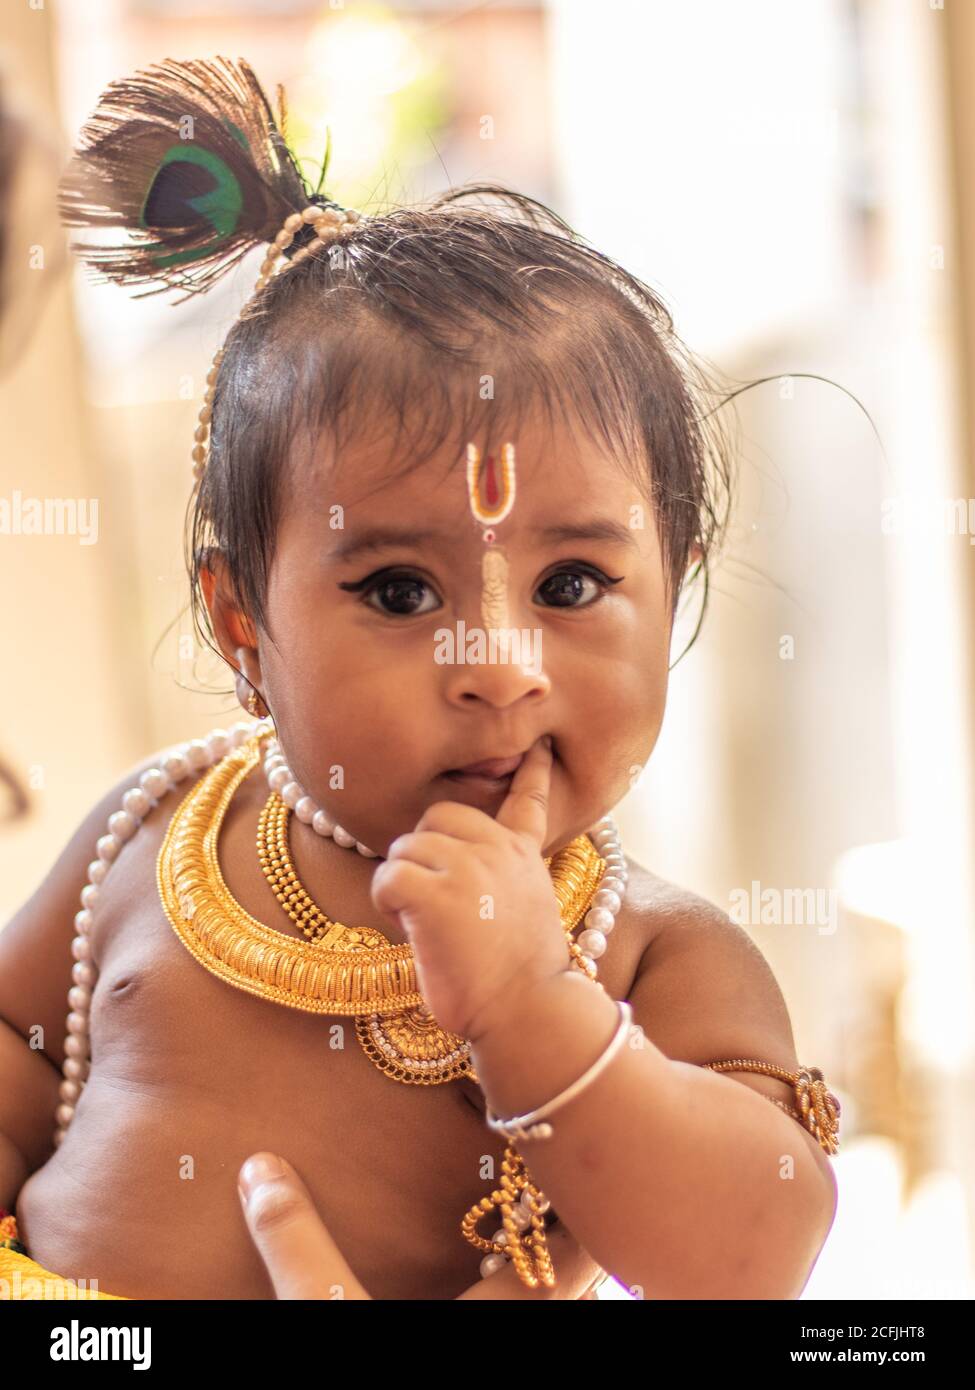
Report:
619,855,800,1066
0,725,251,1070
84,725,258,946
618,856,742,961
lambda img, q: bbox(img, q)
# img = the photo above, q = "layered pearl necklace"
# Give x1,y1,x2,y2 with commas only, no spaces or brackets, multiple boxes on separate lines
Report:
261,733,379,857
55,717,627,1287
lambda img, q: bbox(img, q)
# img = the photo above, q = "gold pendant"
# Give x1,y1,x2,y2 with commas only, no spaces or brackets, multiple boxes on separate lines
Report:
354,1006,479,1086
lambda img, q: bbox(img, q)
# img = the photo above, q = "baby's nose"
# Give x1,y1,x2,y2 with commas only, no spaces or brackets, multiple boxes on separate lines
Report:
437,627,550,709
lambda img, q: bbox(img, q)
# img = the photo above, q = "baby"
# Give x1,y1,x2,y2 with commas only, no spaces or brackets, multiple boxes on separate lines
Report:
0,57,838,1301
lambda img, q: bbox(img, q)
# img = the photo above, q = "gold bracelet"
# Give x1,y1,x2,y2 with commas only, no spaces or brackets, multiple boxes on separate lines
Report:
485,1001,634,1142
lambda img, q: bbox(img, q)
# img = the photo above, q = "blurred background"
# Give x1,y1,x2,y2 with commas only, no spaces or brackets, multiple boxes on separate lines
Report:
1,0,973,1300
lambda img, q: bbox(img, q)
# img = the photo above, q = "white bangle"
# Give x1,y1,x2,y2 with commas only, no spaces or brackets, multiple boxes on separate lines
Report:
484,1000,634,1143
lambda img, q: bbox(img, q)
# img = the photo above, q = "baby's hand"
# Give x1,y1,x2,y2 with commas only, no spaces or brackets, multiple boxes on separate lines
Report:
369,735,571,1044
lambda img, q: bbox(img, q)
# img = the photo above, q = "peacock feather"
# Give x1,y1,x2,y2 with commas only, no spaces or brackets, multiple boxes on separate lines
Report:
59,56,320,301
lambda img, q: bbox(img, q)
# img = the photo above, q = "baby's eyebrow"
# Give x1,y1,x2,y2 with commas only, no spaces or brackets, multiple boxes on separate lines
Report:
330,517,637,563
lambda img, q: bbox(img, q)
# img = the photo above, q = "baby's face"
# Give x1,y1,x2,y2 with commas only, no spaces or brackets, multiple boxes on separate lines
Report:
255,411,673,857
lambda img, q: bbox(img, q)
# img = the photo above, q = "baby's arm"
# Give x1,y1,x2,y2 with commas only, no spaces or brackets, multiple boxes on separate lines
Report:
0,750,169,1207
469,891,838,1299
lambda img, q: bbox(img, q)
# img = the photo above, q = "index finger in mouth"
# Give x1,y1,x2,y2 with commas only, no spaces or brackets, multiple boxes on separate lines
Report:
493,735,553,844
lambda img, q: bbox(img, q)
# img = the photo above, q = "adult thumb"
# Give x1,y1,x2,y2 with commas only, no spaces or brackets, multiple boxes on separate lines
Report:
238,1152,371,1300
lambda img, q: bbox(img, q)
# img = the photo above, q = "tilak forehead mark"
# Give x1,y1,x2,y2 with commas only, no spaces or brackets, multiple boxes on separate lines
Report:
466,442,516,631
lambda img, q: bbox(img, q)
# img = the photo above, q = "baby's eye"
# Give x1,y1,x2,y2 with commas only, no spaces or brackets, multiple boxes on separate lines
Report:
535,565,622,609
361,571,441,617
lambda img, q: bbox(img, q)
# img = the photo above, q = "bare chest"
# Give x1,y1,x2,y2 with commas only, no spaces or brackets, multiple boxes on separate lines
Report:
19,779,648,1299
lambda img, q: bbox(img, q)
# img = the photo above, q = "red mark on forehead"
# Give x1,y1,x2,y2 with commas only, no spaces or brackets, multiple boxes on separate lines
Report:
483,453,500,508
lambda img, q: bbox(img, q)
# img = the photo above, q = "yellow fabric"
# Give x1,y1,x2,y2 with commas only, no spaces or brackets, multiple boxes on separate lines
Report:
0,1218,127,1300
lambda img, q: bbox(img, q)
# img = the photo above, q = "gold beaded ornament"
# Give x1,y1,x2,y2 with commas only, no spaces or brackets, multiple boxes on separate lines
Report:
702,1059,842,1156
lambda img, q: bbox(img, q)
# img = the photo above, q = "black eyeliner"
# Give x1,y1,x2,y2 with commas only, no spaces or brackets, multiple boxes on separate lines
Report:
336,565,430,592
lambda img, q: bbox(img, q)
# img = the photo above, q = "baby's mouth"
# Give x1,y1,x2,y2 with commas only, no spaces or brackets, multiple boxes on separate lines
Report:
439,739,556,790
446,754,525,779
441,761,521,792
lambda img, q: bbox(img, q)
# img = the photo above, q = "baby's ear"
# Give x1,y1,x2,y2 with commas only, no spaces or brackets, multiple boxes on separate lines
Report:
199,548,228,624
199,546,229,603
198,548,217,609
199,549,257,650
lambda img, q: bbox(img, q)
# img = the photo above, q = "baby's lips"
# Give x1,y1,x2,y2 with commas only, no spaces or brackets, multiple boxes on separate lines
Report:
443,735,555,780
450,754,524,778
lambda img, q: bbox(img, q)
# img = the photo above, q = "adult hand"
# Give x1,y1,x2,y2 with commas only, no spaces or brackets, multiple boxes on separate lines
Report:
238,1151,607,1300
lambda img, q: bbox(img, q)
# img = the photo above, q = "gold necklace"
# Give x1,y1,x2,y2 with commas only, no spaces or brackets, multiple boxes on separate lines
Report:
158,730,609,1089
157,728,613,1288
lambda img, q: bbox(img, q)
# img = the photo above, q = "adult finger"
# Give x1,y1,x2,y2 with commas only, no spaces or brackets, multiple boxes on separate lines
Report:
238,1152,371,1300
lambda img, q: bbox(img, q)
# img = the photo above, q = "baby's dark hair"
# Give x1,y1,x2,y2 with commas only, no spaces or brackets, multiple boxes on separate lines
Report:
187,183,737,674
